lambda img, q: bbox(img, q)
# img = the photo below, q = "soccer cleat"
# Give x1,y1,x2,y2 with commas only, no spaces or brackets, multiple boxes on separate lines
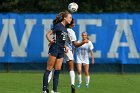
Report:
42,86,49,93
50,90,54,93
77,83,81,88
71,85,75,93
42,91,47,93
50,90,60,93
46,89,49,93
86,84,89,88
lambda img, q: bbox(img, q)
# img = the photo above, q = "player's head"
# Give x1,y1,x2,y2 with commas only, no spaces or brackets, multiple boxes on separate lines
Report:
53,11,72,25
82,32,89,40
66,18,75,28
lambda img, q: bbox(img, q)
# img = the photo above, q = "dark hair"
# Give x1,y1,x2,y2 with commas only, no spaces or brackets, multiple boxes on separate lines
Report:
66,18,74,28
53,11,71,25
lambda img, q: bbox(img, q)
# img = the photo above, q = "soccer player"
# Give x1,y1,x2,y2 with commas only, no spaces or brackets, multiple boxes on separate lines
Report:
42,11,73,93
74,32,94,88
65,19,88,93
48,19,88,93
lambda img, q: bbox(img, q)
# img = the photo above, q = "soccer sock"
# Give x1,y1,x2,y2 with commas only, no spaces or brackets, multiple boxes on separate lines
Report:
42,70,51,91
53,70,60,92
69,70,75,85
78,74,82,84
48,68,54,83
85,76,90,85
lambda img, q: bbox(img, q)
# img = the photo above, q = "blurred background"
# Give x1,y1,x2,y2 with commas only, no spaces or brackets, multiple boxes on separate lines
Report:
0,0,140,73
0,1,140,93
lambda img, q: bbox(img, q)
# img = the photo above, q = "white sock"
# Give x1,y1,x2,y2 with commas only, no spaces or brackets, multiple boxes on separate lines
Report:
78,74,82,84
48,68,54,83
85,76,90,85
69,70,75,85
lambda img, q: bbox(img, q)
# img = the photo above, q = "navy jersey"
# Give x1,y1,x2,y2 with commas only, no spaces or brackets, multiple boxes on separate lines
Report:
50,23,67,53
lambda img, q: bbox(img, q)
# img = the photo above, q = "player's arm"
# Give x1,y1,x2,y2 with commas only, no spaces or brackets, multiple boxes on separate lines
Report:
69,29,88,48
72,39,88,48
90,50,94,64
73,47,76,54
64,45,68,53
46,30,54,44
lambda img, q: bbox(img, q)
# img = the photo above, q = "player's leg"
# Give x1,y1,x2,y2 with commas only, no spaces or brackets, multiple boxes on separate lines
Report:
48,68,55,83
77,63,82,88
67,60,76,93
67,60,75,85
65,50,75,85
65,49,76,93
52,53,64,92
42,54,56,93
84,63,90,87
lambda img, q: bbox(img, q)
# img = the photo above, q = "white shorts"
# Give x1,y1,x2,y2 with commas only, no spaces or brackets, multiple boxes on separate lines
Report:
65,50,74,61
77,56,89,64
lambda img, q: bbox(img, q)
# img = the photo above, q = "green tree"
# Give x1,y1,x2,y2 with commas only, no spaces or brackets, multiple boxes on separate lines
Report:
0,0,140,13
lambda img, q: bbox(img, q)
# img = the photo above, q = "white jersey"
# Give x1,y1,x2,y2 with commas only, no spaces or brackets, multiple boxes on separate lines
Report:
76,40,94,64
65,28,77,50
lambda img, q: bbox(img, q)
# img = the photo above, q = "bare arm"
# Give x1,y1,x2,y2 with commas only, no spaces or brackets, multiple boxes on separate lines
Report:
46,30,54,44
64,45,68,53
72,39,88,48
73,47,76,54
90,50,95,64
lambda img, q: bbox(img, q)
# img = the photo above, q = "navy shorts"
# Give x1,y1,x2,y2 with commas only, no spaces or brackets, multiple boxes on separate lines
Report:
48,47,64,59
49,51,64,59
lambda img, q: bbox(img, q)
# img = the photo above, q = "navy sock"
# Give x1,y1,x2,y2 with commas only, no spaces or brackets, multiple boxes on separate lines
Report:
42,70,51,91
53,70,60,92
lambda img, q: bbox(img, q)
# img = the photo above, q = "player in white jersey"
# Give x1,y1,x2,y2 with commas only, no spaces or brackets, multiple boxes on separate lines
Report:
48,19,88,93
74,32,94,88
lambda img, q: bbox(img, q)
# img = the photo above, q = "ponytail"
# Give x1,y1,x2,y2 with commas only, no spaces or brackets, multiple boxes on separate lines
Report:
53,11,71,25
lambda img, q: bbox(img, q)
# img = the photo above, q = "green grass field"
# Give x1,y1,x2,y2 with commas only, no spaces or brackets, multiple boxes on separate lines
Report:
0,72,140,93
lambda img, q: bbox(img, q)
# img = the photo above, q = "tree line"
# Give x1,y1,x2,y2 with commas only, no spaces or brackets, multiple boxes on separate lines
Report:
0,0,140,13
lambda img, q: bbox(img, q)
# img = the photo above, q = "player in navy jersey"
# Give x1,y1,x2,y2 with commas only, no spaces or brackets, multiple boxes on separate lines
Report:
42,11,72,93
48,19,88,93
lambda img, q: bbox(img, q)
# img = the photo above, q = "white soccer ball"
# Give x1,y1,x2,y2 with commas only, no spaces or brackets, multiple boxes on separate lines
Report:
68,2,78,13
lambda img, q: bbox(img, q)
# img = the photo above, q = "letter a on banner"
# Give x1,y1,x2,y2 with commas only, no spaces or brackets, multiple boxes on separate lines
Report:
108,19,139,58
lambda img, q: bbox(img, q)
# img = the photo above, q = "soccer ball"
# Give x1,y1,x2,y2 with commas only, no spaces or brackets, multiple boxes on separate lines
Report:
68,2,78,13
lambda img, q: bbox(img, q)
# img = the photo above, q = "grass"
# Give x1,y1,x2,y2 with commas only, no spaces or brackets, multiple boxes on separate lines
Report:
0,72,140,93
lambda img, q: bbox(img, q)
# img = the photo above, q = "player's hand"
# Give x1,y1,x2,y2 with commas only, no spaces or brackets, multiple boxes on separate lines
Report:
92,59,95,64
65,47,69,53
83,39,88,43
48,39,55,46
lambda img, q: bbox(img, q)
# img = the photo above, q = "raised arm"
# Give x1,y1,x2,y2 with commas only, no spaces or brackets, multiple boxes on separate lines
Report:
72,39,88,48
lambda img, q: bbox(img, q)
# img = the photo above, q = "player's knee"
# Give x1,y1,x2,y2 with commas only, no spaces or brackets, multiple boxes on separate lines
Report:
78,70,82,74
69,67,74,71
68,63,74,71
85,71,89,76
47,66,54,71
54,67,61,70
